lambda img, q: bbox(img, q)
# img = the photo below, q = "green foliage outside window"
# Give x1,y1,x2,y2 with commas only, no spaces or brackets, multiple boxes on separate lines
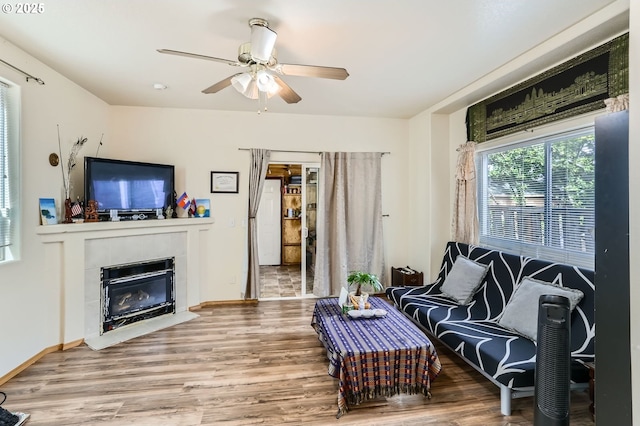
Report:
479,128,595,266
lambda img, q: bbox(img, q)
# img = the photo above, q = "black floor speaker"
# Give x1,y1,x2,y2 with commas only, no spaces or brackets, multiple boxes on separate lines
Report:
534,295,571,426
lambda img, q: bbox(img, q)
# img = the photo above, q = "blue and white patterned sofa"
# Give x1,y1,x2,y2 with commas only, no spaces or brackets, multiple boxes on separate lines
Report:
386,241,595,415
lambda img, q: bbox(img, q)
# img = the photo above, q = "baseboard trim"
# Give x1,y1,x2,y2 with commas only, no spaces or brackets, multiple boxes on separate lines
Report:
62,338,84,351
192,300,259,310
1,344,57,386
0,338,84,385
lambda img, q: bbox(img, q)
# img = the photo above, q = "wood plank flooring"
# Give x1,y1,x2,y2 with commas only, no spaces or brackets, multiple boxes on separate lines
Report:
1,298,593,425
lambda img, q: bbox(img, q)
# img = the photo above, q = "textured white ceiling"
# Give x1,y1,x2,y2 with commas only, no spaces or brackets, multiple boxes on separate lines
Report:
0,0,628,118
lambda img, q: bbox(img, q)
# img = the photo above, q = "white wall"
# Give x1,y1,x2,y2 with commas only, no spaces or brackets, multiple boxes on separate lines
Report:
407,111,431,277
109,107,411,301
406,110,455,280
0,36,109,377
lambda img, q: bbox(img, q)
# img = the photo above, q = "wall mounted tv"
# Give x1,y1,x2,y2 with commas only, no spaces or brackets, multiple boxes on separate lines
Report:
84,157,175,220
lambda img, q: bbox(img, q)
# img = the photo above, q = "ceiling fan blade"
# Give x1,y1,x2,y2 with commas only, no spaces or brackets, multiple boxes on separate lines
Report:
273,76,302,104
202,74,242,94
157,49,242,67
273,63,349,80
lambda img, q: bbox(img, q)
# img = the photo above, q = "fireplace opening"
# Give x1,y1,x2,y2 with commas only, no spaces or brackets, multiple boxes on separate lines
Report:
101,258,175,334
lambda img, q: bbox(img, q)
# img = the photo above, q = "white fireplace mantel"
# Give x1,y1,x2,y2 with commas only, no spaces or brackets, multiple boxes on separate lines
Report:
36,217,214,238
37,218,213,346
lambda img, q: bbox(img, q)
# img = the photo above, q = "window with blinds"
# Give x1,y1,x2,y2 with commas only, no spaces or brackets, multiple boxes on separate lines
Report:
0,82,11,260
477,127,595,269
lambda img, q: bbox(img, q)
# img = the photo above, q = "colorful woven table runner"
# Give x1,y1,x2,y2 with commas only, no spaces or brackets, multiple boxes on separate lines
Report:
312,297,442,417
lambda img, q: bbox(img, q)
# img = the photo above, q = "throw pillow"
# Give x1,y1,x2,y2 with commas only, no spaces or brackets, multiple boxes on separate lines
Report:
498,276,584,341
440,255,490,305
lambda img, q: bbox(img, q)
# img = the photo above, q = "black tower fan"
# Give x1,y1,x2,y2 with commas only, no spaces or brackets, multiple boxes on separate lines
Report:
534,294,571,426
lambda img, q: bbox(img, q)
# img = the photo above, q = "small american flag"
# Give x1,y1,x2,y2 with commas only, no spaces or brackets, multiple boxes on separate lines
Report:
71,202,83,216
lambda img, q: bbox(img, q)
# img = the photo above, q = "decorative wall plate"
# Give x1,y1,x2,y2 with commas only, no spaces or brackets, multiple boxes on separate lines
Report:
49,153,59,166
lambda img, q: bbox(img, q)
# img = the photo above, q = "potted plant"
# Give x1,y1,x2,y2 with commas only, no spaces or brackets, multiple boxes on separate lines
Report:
347,271,383,302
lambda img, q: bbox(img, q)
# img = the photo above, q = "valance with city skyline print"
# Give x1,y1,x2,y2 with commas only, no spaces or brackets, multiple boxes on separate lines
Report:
466,33,628,142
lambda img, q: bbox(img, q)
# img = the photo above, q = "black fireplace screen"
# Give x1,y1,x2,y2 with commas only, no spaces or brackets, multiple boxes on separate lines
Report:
101,258,175,333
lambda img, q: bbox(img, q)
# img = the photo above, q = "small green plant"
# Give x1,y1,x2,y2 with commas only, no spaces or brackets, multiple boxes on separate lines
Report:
347,271,383,295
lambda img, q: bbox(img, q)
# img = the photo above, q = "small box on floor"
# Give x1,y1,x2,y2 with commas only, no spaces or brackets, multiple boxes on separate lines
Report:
391,266,424,286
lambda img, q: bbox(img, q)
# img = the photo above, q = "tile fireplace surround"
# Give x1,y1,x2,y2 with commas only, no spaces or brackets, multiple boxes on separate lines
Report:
37,218,213,348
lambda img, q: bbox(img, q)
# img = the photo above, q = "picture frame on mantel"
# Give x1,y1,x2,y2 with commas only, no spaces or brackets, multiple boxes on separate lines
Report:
39,197,58,225
210,171,239,193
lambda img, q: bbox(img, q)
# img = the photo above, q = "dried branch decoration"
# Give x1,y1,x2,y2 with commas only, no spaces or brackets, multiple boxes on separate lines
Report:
57,125,88,199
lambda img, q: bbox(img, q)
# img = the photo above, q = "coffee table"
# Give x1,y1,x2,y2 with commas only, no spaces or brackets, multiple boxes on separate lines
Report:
311,296,442,417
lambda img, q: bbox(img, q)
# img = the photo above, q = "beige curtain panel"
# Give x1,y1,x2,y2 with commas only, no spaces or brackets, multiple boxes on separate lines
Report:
452,141,479,245
245,148,271,300
314,152,385,297
604,93,629,112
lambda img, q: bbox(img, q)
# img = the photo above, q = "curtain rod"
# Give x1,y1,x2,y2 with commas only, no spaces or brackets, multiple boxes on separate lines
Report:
238,148,390,155
0,58,45,85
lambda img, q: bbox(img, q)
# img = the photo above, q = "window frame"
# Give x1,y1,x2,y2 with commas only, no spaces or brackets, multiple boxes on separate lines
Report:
0,78,21,264
476,125,595,269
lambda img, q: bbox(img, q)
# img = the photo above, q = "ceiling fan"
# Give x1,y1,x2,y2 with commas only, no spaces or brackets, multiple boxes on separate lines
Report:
158,18,349,105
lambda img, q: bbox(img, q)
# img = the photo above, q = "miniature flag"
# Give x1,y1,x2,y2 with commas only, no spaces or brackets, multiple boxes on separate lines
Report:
189,198,197,217
71,201,83,216
177,192,191,209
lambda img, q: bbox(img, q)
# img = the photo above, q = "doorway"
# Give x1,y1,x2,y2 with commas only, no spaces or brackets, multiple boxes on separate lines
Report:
257,162,319,299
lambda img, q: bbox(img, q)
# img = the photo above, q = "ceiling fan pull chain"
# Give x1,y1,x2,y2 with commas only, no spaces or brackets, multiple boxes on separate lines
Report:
258,90,269,114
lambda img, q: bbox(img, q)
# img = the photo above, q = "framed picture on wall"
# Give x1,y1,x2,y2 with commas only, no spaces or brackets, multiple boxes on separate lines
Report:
210,171,239,193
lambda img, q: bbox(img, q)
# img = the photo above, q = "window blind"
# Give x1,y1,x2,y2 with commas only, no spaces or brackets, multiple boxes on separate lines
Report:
478,127,595,269
0,82,10,249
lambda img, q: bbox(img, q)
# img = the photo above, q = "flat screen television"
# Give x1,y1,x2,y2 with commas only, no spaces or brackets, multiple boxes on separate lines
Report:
84,156,175,220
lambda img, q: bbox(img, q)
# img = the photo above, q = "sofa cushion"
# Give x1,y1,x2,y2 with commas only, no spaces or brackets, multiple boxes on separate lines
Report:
431,243,523,320
433,319,588,388
497,276,584,341
439,256,490,305
387,283,441,309
435,319,538,388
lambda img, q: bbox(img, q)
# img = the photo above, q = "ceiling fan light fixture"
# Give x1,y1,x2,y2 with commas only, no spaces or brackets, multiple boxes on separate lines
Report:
256,70,279,94
231,72,251,92
231,73,259,99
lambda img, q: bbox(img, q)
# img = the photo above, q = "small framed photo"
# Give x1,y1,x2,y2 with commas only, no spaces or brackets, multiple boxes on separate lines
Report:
194,199,210,217
39,197,58,225
211,171,239,193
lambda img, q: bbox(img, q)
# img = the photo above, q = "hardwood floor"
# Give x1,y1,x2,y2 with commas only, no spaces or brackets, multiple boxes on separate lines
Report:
1,299,593,425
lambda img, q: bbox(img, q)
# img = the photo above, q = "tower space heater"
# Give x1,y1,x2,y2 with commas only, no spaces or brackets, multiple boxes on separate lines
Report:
534,295,571,426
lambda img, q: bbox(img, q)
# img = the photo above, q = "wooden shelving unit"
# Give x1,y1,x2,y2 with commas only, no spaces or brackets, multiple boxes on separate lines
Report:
282,185,302,264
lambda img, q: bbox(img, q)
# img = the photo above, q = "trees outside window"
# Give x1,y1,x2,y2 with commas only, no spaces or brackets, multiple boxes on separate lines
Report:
478,127,595,268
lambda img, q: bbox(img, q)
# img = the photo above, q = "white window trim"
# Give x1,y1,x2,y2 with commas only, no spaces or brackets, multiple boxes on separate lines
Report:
475,114,600,270
1,77,21,264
